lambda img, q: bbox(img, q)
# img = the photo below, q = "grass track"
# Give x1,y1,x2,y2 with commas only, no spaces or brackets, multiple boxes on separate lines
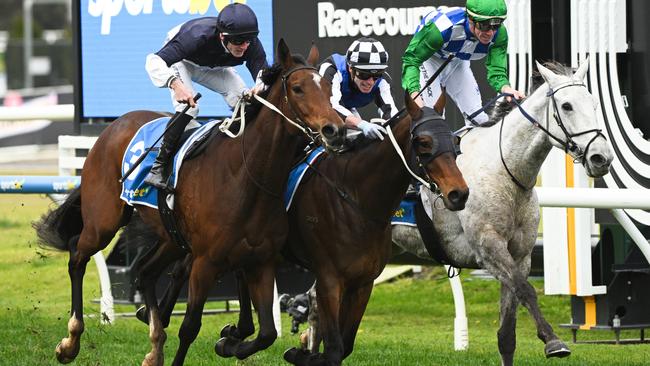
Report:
0,194,648,365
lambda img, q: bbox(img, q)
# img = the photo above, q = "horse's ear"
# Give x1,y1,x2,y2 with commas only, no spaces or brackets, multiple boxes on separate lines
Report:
573,57,590,81
535,60,560,86
307,42,319,67
277,38,293,69
405,91,422,121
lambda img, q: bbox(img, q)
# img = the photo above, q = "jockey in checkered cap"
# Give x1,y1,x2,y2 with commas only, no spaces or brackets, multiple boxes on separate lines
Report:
402,0,525,126
318,37,398,140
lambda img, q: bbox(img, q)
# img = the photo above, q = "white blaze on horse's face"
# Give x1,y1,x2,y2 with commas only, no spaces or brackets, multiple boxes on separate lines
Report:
312,73,322,90
536,60,614,178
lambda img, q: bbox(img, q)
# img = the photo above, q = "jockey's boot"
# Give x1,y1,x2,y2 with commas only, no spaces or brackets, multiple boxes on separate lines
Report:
144,112,193,190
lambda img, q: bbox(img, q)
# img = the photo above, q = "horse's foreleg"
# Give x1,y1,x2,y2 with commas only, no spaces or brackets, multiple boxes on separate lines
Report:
216,263,277,360
476,232,570,358
219,270,255,341
340,284,373,360
171,257,217,366
316,278,344,366
497,284,518,366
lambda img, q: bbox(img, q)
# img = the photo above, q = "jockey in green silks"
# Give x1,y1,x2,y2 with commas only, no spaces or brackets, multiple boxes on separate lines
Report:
402,0,525,126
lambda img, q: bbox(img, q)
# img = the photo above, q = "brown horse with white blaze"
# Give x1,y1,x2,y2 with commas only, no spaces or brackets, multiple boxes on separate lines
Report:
34,39,346,366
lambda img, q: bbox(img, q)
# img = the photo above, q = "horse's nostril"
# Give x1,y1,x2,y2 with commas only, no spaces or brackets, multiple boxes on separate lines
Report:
321,124,337,139
590,154,607,167
448,189,469,205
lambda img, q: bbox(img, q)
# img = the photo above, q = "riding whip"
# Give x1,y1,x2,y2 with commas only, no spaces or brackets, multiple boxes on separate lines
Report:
119,93,202,183
381,54,455,128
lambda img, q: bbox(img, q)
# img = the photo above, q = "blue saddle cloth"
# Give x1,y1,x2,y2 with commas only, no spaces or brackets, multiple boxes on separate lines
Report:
391,199,417,226
284,146,417,227
120,117,220,208
284,147,326,211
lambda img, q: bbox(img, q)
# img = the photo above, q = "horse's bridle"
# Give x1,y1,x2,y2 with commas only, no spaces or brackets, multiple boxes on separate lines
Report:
544,82,605,163
280,65,322,142
496,83,606,190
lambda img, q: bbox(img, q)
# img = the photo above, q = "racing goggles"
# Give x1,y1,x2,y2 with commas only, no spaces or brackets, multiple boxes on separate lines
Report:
473,18,503,32
225,34,255,45
355,70,384,81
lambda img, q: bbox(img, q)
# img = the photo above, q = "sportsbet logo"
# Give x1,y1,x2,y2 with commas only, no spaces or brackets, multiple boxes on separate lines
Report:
88,0,246,35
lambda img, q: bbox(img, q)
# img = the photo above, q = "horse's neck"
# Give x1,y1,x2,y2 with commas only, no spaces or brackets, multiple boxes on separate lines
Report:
496,85,553,188
243,85,305,187
343,116,412,219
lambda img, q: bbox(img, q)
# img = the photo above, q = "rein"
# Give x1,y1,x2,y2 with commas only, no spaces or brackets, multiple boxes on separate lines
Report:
386,126,440,195
467,83,606,190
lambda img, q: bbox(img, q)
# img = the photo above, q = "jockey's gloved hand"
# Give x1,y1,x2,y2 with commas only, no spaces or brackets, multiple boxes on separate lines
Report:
358,120,387,140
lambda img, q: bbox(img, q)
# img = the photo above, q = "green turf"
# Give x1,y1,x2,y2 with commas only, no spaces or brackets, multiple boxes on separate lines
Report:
0,194,648,365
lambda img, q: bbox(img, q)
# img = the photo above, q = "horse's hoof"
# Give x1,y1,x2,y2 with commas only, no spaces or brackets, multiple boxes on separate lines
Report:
545,339,571,358
283,347,312,365
214,337,238,358
141,351,163,366
220,324,238,339
55,341,77,364
135,305,149,325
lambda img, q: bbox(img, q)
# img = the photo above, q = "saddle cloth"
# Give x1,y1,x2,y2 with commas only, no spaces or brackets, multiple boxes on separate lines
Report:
284,145,418,225
391,199,418,226
119,117,220,208
284,146,326,211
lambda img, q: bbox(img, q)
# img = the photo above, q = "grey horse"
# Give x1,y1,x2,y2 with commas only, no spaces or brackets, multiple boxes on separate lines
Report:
397,60,613,365
303,60,614,365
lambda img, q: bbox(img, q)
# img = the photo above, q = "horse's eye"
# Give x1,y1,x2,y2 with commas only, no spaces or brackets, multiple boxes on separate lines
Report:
562,102,573,111
415,137,433,150
291,85,303,94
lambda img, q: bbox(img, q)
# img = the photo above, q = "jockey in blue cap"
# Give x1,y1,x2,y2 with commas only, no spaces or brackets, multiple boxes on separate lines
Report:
144,3,268,189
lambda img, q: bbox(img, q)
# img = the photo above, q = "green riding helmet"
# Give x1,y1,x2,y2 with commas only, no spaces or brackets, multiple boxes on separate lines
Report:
466,0,507,22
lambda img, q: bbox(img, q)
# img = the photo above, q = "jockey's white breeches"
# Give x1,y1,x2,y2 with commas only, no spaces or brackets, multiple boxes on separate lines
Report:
419,57,489,126
170,60,247,117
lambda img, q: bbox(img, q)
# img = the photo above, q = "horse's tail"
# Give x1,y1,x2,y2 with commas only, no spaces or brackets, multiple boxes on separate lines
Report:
33,186,83,251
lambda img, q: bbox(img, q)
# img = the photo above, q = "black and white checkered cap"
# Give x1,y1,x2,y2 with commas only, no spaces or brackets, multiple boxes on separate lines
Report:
346,37,389,71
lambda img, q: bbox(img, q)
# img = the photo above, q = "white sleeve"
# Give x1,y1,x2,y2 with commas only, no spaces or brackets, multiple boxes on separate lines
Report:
378,79,399,117
328,71,353,118
253,69,268,92
145,53,176,88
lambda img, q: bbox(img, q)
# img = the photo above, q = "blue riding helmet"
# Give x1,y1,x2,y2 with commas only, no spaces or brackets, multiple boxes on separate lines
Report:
217,3,259,39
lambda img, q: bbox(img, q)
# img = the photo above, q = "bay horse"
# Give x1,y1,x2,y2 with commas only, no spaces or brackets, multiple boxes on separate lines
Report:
391,60,613,365
210,94,469,366
34,39,346,366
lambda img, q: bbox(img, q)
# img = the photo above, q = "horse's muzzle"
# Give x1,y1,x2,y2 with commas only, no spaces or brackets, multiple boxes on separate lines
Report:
444,187,469,211
321,124,347,150
585,152,612,178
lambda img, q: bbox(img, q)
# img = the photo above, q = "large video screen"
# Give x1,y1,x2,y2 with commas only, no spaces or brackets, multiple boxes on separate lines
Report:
78,0,273,119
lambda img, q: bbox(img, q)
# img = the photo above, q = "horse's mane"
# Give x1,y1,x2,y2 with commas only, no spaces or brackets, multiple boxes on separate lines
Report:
243,54,310,121
486,61,574,124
